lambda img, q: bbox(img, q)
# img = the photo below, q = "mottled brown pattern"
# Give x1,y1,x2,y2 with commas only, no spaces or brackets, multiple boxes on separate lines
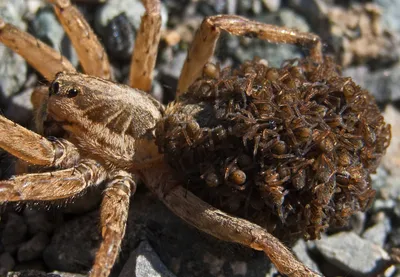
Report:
157,57,391,243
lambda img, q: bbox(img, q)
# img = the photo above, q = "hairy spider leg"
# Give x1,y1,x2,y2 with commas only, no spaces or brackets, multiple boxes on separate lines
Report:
177,15,323,95
0,159,107,201
141,163,322,277
0,18,76,80
49,0,112,79
91,171,136,277
129,0,162,92
0,116,80,167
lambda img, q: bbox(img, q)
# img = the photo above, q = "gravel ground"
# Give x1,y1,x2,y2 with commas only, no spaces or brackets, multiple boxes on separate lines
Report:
0,0,400,276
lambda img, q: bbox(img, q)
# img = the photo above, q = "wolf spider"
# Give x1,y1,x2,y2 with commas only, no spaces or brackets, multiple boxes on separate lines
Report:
0,0,381,276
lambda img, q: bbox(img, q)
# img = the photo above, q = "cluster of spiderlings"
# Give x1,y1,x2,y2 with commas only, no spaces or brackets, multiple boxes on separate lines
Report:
155,57,391,242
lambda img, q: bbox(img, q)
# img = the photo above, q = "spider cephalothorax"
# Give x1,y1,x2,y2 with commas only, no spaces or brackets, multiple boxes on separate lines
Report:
156,57,391,243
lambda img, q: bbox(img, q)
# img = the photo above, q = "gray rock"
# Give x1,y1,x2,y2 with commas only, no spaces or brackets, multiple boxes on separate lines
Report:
13,260,46,272
43,211,100,273
95,0,167,62
371,167,400,218
7,270,47,277
1,0,27,16
197,0,227,16
371,166,390,191
123,194,273,277
95,0,168,38
17,232,50,262
218,8,310,68
160,51,186,80
2,213,28,252
226,35,301,68
276,8,309,32
362,212,391,247
236,0,264,15
4,86,34,125
318,260,349,277
252,0,263,15
6,271,86,277
292,239,320,274
96,0,144,31
374,0,400,33
373,198,396,211
288,0,329,26
343,65,400,103
119,240,175,277
315,232,390,276
226,0,238,14
31,7,63,48
0,1,28,99
262,0,281,12
23,209,57,236
5,270,81,277
0,252,15,276
389,227,400,247
349,212,367,235
24,0,47,16
236,1,253,14
30,7,78,67
101,12,135,61
152,80,163,103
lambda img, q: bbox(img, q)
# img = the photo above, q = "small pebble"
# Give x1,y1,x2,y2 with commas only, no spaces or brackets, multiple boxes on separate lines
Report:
344,65,400,103
5,87,34,125
349,212,367,235
362,212,391,247
95,0,168,63
23,209,55,235
17,232,50,262
160,51,187,80
95,0,168,39
103,13,135,61
13,260,46,272
374,0,400,33
0,2,28,99
315,232,390,276
0,252,15,275
262,0,281,12
43,211,100,273
6,270,47,277
30,7,78,67
119,240,176,277
2,213,28,252
292,239,320,273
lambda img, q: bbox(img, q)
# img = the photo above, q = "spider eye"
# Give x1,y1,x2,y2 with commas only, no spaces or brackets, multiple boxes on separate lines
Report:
67,88,79,98
49,81,60,95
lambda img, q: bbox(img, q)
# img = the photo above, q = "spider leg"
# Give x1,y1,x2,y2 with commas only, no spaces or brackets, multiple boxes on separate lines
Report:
142,164,322,277
90,171,135,277
0,115,80,167
129,0,162,92
0,159,106,202
177,15,323,95
0,18,76,80
48,0,112,79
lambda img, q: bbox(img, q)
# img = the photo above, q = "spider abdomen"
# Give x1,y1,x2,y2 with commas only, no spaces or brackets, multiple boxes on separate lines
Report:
156,57,391,242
